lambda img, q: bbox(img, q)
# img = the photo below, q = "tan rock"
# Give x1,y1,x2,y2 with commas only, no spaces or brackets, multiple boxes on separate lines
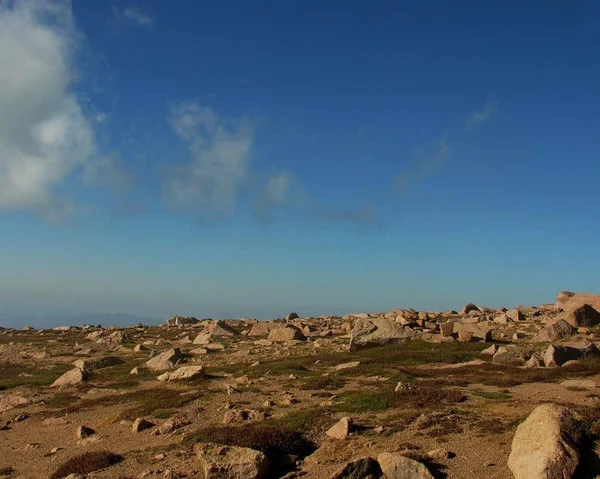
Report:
194,442,269,479
377,452,435,478
132,417,154,433
157,365,205,381
51,368,88,387
267,326,306,342
145,348,183,371
507,404,579,479
326,417,353,439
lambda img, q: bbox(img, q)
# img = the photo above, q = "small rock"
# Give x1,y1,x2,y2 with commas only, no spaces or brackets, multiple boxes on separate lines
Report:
377,453,435,478
76,425,95,439
132,417,154,433
326,417,353,440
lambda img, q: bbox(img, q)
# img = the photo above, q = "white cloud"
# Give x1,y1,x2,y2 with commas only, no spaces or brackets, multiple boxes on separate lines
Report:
112,6,153,28
257,170,379,227
466,98,498,129
96,112,109,123
163,103,254,216
396,132,452,190
82,153,134,193
0,0,96,220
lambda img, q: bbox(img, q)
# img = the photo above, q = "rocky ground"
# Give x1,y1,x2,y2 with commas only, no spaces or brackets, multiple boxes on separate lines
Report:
2,291,600,479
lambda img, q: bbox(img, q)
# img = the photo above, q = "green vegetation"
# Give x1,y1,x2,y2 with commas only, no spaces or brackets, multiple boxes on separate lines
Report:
471,389,512,400
0,363,71,389
335,384,466,413
298,375,346,391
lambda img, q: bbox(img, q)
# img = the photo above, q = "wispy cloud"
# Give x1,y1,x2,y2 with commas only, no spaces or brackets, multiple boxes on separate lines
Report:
466,98,498,130
82,153,134,193
112,6,154,28
396,132,452,191
163,102,254,217
0,0,95,221
257,171,380,228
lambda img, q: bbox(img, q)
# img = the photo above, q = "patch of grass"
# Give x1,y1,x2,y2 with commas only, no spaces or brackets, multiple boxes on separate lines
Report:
335,384,466,413
0,363,72,389
0,466,14,477
154,411,172,420
269,408,332,436
298,375,346,391
49,451,122,479
403,357,600,388
471,390,512,400
472,417,518,436
51,387,202,421
44,392,79,408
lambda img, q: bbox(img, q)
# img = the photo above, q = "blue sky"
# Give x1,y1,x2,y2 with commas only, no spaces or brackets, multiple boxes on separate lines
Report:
1,0,599,326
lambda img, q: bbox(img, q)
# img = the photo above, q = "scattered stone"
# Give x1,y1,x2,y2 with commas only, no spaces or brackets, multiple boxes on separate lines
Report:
349,317,415,350
145,348,184,371
76,425,95,439
0,394,29,413
326,417,353,439
506,309,525,322
427,448,455,461
157,365,205,381
72,355,123,371
268,326,307,342
132,417,154,433
334,361,360,371
51,368,88,387
481,344,498,356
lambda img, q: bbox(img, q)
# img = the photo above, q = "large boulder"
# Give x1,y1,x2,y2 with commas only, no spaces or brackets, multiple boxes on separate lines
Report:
561,305,600,328
461,303,481,315
555,292,600,313
349,317,416,351
194,442,269,479
267,326,306,342
507,404,579,479
543,345,582,368
492,345,532,366
532,319,576,343
51,368,88,387
145,348,184,371
204,320,240,336
377,453,435,479
157,365,205,381
247,322,277,337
